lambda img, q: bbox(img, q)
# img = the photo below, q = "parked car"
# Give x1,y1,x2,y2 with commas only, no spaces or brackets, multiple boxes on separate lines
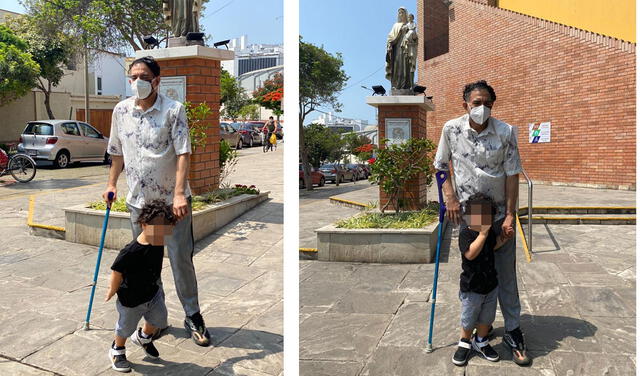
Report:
17,120,110,168
220,122,242,149
299,164,325,188
346,163,365,180
358,163,371,179
319,163,355,184
233,122,262,147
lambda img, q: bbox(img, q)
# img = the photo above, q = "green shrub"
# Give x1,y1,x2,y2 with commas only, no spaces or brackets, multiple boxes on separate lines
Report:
336,202,438,229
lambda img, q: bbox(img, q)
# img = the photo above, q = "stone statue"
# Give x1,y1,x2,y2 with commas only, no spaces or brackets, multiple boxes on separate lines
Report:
162,0,203,38
402,13,418,84
385,7,417,95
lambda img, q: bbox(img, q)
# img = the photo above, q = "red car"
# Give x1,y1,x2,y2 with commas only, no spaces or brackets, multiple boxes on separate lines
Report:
299,164,325,188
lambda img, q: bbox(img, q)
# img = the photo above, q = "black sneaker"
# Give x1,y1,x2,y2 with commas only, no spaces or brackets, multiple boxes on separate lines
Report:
451,338,472,366
472,336,499,362
130,328,160,358
109,343,131,373
503,327,532,366
184,312,211,346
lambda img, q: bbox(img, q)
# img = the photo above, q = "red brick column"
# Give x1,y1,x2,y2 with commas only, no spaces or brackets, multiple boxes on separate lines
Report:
377,104,429,211
156,58,221,195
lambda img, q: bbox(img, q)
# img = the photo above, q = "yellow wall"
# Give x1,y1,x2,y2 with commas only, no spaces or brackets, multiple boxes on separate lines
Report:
497,0,635,42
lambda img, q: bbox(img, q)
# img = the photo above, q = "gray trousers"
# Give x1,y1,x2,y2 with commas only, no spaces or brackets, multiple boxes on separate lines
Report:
493,229,521,332
127,199,200,317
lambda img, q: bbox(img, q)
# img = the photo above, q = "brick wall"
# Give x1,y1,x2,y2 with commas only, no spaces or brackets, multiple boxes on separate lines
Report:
377,105,430,211
418,0,636,189
157,58,221,194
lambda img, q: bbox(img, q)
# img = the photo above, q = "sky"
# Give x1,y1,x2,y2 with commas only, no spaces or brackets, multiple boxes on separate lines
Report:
301,0,418,125
1,0,283,48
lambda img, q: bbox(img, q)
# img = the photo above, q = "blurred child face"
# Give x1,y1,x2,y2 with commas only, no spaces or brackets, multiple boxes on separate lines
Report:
142,217,174,246
466,203,493,232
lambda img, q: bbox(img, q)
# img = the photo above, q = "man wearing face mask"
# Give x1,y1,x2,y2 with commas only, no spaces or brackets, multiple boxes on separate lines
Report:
102,56,211,347
433,80,530,366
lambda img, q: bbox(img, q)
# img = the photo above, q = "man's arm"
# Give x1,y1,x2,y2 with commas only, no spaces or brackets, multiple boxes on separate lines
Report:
442,165,461,225
502,174,518,238
173,153,190,220
103,155,124,204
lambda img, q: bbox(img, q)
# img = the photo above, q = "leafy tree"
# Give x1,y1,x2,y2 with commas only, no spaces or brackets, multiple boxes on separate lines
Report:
342,132,372,161
253,72,283,120
303,123,345,168
0,25,39,107
20,0,187,52
299,38,349,189
368,138,436,213
221,68,249,121
184,101,212,150
238,103,260,120
9,15,73,119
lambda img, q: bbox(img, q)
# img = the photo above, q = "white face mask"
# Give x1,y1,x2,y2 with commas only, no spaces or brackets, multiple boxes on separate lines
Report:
469,105,491,125
131,78,153,99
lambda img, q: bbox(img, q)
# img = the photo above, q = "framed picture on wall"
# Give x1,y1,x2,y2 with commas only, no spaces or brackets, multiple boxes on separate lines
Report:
159,76,187,103
385,118,411,145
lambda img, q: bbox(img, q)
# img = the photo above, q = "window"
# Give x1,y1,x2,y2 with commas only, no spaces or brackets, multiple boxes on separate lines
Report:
80,123,101,138
424,0,450,60
97,77,102,95
24,123,53,136
61,122,81,136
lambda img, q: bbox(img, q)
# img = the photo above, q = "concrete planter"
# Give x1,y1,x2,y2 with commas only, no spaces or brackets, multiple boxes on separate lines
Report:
65,192,269,250
315,218,447,264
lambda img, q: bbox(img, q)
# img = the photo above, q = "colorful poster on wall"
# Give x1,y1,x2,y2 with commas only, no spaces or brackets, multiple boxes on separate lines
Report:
529,122,551,143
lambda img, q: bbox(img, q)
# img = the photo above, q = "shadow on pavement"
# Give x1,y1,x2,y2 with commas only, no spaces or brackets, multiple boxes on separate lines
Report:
299,181,376,200
156,326,282,376
491,314,597,360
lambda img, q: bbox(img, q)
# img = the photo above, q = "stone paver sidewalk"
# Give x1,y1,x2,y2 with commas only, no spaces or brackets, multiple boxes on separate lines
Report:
0,145,283,376
299,183,635,375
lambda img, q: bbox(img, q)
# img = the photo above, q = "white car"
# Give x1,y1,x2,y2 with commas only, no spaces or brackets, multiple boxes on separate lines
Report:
17,120,110,168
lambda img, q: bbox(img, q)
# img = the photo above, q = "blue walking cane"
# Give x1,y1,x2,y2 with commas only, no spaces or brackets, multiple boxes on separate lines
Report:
427,170,448,353
83,191,114,330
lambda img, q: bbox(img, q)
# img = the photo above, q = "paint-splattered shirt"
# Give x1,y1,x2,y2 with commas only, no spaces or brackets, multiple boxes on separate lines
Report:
107,94,191,209
434,114,522,220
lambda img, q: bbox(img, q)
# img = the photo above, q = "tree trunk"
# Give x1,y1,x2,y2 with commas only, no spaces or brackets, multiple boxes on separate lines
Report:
44,89,55,120
299,116,313,191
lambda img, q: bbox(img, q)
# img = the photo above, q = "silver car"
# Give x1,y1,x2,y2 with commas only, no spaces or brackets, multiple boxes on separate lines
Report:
17,120,110,168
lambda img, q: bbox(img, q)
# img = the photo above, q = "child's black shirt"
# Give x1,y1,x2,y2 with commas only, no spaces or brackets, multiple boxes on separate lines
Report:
458,223,500,294
111,240,163,308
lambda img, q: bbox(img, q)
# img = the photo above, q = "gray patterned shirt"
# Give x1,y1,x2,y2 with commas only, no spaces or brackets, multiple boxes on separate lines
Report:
108,94,192,209
434,114,522,220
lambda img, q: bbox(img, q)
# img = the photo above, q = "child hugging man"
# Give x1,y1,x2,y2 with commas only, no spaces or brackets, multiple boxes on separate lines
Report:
452,193,510,366
105,200,177,373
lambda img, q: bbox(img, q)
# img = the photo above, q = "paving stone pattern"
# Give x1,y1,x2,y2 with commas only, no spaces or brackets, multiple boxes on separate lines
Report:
299,184,635,375
0,145,283,375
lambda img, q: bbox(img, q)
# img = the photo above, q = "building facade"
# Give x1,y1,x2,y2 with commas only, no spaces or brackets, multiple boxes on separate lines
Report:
417,0,635,189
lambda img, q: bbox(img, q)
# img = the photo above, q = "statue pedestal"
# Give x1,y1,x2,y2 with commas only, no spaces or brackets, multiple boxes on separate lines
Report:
168,37,205,47
366,95,435,212
136,46,234,195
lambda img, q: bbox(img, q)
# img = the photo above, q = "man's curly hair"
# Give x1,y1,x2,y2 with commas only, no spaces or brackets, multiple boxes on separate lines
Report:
462,80,496,102
136,199,177,226
463,192,497,217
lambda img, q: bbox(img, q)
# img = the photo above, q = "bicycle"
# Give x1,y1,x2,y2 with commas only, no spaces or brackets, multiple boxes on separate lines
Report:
0,148,37,183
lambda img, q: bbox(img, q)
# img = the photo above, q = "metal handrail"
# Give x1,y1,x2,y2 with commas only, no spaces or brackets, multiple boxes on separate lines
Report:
521,169,533,253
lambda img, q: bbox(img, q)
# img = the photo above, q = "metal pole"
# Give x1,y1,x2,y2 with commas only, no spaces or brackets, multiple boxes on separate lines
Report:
522,169,533,253
427,170,448,353
84,47,91,124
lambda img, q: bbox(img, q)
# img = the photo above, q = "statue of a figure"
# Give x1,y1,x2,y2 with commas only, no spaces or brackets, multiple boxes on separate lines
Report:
162,0,203,38
385,7,417,94
402,13,418,84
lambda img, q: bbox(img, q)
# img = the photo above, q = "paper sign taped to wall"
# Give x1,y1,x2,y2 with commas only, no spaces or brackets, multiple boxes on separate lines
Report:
529,122,551,143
